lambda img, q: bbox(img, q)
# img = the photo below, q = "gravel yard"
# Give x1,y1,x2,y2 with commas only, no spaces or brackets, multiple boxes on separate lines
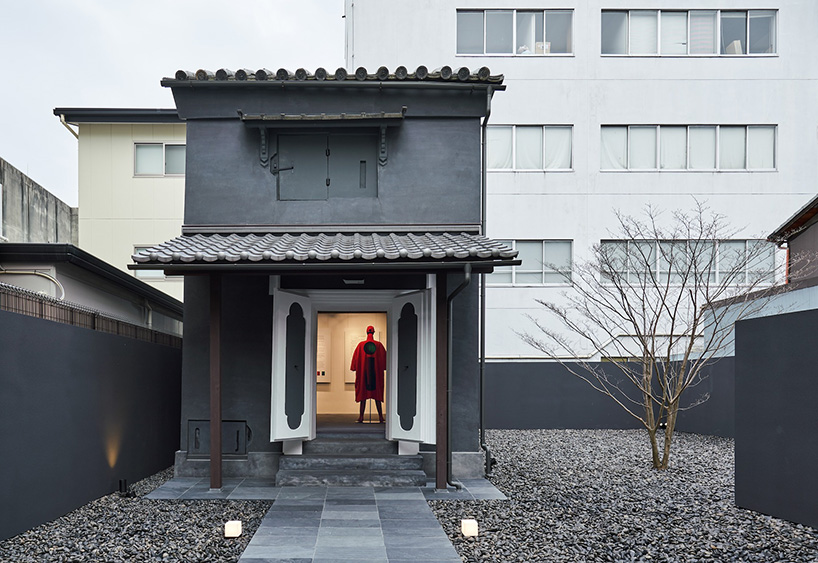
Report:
2,430,816,562
0,469,271,563
431,429,818,562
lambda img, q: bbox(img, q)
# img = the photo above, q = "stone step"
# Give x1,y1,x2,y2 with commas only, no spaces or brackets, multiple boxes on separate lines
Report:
302,438,397,455
279,454,423,471
276,469,428,487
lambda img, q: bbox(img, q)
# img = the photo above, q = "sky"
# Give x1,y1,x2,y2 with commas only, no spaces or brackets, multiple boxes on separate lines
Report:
0,0,346,206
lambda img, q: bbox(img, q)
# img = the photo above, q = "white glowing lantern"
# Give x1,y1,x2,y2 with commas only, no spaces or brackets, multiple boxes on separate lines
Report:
461,519,479,537
224,520,242,538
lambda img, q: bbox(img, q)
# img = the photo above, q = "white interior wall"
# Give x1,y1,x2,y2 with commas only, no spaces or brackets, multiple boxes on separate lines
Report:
316,311,389,414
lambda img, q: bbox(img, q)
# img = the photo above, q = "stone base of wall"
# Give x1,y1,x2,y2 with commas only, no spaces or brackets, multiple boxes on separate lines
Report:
174,451,280,479
420,451,486,480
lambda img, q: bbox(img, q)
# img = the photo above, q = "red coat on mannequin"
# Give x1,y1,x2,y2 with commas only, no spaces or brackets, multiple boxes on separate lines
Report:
350,326,387,403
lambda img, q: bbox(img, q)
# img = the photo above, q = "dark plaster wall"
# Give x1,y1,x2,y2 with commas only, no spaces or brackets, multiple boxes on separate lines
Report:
735,309,818,529
0,311,181,541
180,273,480,455
450,275,480,451
485,359,735,438
181,275,276,453
183,118,480,227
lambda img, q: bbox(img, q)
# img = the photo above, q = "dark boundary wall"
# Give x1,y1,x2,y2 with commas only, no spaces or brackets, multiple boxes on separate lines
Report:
486,359,735,438
0,311,182,541
735,309,818,529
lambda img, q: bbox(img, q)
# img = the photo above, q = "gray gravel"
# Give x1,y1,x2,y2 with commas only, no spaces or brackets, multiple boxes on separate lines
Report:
430,429,818,562
0,468,271,562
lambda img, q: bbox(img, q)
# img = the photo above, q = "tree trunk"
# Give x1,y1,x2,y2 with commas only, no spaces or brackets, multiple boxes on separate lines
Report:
647,427,661,469
658,401,679,470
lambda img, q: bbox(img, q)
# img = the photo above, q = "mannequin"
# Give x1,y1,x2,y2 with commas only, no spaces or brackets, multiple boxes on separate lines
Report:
350,325,387,423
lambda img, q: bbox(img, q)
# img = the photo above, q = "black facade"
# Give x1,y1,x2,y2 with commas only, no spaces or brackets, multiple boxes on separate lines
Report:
735,309,818,529
138,68,513,485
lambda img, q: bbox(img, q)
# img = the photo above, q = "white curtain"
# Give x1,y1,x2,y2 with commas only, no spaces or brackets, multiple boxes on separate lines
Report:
600,126,627,169
689,126,716,169
660,126,687,169
748,126,775,169
134,144,163,175
516,127,543,169
544,241,572,282
165,145,186,175
457,11,484,54
628,126,657,169
629,11,658,54
544,126,572,169
661,11,688,55
516,240,544,284
719,126,746,169
689,11,717,54
486,11,513,53
601,12,628,54
487,127,513,169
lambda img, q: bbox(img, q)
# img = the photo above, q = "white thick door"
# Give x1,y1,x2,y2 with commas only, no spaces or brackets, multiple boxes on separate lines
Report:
270,289,316,442
387,289,436,444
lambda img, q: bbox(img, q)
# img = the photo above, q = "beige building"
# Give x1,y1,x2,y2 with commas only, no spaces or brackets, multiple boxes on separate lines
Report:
54,109,186,301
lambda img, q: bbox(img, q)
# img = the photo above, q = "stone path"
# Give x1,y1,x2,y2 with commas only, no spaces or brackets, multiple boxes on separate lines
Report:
147,479,505,562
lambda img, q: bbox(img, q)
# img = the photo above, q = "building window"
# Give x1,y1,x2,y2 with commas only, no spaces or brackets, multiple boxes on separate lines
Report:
487,126,573,170
457,9,573,55
133,246,165,279
600,125,776,171
487,240,572,285
601,10,776,56
134,143,186,176
599,239,776,284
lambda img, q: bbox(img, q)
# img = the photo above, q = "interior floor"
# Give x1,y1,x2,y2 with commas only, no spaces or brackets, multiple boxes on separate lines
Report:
317,413,386,436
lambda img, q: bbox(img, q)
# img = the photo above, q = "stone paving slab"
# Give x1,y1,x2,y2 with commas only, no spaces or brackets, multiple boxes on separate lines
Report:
146,478,503,562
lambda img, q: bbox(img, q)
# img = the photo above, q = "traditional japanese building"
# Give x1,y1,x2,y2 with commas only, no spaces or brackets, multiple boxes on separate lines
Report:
131,65,517,488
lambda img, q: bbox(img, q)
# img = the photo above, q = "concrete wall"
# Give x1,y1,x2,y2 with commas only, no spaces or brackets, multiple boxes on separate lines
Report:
735,308,818,529
347,0,818,359
77,123,186,301
0,157,76,244
486,358,735,438
0,310,182,542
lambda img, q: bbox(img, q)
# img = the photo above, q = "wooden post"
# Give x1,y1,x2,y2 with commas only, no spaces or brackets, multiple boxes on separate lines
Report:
435,272,448,490
209,274,222,490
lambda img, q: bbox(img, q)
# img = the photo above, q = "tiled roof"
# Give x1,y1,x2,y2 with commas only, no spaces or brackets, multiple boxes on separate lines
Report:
132,233,516,265
168,65,503,84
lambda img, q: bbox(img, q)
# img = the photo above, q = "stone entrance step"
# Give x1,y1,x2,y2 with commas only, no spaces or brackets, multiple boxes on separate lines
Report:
276,433,427,486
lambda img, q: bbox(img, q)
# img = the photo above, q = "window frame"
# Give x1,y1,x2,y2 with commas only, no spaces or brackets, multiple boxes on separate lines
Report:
487,125,574,171
600,125,777,172
486,239,573,286
600,239,776,286
133,142,186,178
456,9,574,56
133,246,167,280
600,9,777,57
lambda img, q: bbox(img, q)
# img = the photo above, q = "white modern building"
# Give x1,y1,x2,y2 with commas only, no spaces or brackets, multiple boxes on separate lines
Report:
345,0,818,361
54,109,186,301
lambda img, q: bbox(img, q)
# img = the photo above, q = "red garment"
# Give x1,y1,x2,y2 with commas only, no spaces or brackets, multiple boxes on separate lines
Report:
350,335,387,403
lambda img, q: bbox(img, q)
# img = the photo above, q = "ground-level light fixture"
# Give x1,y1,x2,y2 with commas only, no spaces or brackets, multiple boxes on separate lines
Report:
224,521,242,538
461,519,479,537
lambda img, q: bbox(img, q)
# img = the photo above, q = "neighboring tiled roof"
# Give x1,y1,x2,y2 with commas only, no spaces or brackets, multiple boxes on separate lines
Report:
168,65,503,84
768,193,818,243
132,233,516,265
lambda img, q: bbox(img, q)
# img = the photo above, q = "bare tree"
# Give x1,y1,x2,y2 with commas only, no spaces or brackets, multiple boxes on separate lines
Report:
521,203,795,470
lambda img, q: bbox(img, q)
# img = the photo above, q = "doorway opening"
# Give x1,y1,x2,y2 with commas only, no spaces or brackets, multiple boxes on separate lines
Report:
316,312,388,433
